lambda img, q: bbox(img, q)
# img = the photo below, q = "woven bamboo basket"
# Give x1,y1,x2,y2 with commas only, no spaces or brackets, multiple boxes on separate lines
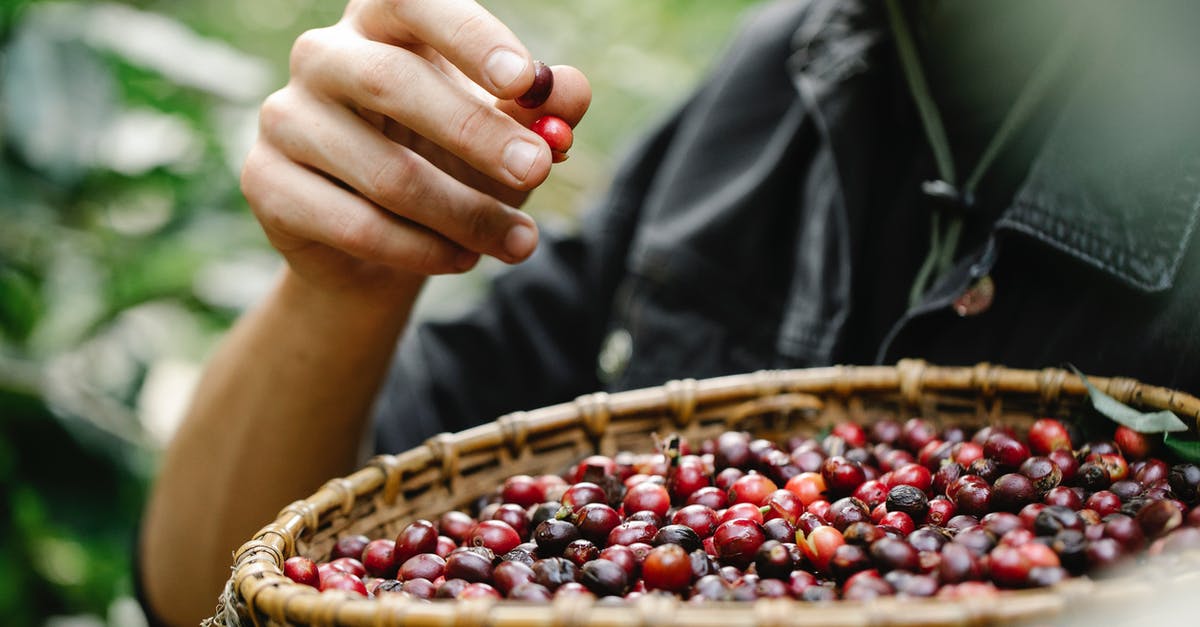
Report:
206,360,1200,627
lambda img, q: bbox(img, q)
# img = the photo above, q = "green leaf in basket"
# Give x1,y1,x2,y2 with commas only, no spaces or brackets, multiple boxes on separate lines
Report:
1163,433,1200,464
1069,365,1188,434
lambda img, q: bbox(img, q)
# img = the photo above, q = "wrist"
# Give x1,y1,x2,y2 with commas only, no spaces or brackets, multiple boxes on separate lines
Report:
275,266,425,333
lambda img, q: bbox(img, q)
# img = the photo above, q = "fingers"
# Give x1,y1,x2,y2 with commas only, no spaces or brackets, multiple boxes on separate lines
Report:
352,0,535,98
258,88,539,264
294,29,552,191
241,144,516,276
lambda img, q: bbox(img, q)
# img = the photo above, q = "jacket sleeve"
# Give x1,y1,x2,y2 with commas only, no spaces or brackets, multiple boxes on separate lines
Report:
368,110,683,454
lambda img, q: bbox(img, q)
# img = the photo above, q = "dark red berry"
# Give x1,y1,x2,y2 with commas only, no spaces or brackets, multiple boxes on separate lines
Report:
531,557,578,590
328,557,366,578
1136,499,1183,538
1043,485,1083,510
821,456,866,498
983,433,1030,469
901,418,938,453
502,474,546,508
438,511,475,544
987,545,1031,588
653,524,703,553
398,553,445,581
574,503,621,544
728,472,778,506
360,539,397,578
319,571,367,596
991,473,1037,513
436,578,469,599
712,519,766,568
330,535,369,561
532,115,572,157
607,520,657,546
283,556,320,588
926,496,957,526
642,544,693,592
687,486,729,510
829,543,872,582
671,504,719,538
1019,456,1063,496
445,548,493,582
468,520,521,555
623,482,671,518
515,60,554,109
1027,419,1072,455
533,519,581,557
579,558,628,596
492,560,536,595
458,582,501,600
1168,463,1200,504
562,539,599,568
562,482,608,510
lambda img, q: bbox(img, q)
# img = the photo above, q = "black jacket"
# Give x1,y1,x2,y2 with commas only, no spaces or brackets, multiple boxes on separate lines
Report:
372,0,1200,454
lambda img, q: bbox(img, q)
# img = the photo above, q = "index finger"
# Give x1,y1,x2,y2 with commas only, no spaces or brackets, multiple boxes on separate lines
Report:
352,0,535,98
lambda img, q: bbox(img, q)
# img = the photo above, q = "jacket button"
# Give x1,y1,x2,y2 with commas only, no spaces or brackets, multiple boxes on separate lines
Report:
953,275,995,317
597,328,633,383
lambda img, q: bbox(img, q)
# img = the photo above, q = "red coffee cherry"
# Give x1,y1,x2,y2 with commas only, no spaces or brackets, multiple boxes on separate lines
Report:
531,115,573,160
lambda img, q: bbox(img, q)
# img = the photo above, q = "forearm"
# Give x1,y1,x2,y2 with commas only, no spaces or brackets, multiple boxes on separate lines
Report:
139,268,422,626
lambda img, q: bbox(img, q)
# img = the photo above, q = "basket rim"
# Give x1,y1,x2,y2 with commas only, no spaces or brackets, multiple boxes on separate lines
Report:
216,360,1200,626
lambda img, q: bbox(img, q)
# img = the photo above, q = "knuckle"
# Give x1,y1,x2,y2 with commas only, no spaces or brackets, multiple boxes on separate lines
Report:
461,201,501,248
358,51,399,101
289,28,331,78
450,103,492,155
256,89,293,140
334,211,380,260
239,151,287,234
367,151,418,208
411,237,455,275
239,148,270,207
447,13,490,55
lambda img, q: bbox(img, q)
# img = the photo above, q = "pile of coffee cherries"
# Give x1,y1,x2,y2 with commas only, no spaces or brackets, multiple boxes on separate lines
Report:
284,418,1200,602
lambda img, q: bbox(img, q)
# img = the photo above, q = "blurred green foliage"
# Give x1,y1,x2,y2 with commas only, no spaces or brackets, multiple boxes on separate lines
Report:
0,0,759,624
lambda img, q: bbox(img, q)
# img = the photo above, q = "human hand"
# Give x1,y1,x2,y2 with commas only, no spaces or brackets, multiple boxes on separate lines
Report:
240,0,590,293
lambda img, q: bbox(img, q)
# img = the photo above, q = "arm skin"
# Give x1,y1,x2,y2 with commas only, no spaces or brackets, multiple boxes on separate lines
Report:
139,270,421,626
137,0,590,620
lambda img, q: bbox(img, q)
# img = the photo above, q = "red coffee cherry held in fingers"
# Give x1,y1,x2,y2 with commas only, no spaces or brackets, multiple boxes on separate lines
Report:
531,115,573,160
516,60,554,109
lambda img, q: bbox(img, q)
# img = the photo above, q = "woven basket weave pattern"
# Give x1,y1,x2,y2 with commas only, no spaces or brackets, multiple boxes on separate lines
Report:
205,360,1200,626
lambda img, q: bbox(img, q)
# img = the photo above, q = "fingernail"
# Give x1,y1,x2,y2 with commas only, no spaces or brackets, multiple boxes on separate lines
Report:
505,223,537,260
485,49,527,90
503,139,540,181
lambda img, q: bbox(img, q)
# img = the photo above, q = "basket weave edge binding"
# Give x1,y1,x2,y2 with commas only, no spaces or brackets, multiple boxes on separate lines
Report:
213,360,1200,626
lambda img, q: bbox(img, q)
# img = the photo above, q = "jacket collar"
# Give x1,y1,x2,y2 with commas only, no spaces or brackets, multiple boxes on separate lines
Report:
788,0,1200,293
